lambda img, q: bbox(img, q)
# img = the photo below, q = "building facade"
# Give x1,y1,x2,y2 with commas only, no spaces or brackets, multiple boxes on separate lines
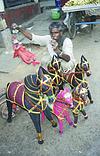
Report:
0,0,40,49
0,0,40,27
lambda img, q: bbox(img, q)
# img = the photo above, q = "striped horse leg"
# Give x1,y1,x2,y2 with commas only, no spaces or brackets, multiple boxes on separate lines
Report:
58,119,64,134
58,108,74,133
87,89,93,104
80,109,88,119
29,112,44,144
44,106,57,127
29,106,57,144
6,100,13,122
65,109,74,126
73,113,78,128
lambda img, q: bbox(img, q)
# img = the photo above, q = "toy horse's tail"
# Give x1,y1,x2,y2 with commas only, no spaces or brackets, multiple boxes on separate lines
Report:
6,82,13,122
6,83,10,98
6,82,12,99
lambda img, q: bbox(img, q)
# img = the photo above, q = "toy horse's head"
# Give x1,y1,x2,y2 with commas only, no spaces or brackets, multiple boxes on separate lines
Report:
47,55,61,73
57,87,73,108
73,82,88,103
80,55,91,77
46,55,64,92
37,66,55,103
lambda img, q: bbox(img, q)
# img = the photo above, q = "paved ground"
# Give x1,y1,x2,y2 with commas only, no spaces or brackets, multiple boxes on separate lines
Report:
0,5,100,156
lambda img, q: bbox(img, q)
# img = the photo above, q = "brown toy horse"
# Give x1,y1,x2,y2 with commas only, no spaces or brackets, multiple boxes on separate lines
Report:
65,55,93,103
42,55,65,94
72,82,88,127
47,55,93,103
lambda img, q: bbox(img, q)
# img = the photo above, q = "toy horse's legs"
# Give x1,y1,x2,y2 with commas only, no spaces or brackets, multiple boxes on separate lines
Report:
29,106,57,144
58,110,74,134
65,110,74,126
6,99,13,122
73,110,88,128
73,113,78,128
58,119,64,134
29,113,44,144
87,89,93,103
80,109,88,119
29,113,41,133
44,106,57,127
59,82,64,90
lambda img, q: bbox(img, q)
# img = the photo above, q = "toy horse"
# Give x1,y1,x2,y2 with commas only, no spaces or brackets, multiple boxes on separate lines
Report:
6,66,57,144
47,55,65,92
52,87,74,134
48,55,93,104
65,55,93,103
39,56,64,95
72,82,88,127
52,83,88,132
42,82,88,132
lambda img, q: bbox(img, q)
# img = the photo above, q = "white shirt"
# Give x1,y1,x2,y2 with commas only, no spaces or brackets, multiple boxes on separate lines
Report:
32,33,75,71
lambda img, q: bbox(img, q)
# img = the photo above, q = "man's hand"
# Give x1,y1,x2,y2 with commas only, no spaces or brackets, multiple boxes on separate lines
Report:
11,23,20,34
51,39,58,51
51,39,62,56
59,53,70,62
11,23,32,40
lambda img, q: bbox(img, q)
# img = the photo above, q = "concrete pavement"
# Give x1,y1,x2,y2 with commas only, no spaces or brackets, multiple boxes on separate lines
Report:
0,2,100,156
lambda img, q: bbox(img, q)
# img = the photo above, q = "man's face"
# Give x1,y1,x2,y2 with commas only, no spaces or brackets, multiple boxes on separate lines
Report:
50,28,62,41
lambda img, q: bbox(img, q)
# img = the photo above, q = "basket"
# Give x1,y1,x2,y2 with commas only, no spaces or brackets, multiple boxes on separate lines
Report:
51,8,61,20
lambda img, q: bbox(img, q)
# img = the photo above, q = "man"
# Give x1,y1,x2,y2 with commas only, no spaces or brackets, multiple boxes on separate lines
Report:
12,22,75,72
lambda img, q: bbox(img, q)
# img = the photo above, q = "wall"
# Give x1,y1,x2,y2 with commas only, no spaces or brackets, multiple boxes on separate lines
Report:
3,0,32,8
0,0,40,50
4,2,41,27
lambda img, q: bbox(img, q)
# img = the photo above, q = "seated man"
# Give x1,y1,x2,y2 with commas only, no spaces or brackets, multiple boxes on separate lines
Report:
12,22,76,72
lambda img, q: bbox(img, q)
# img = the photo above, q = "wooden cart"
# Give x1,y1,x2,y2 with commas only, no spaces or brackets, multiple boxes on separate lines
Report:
62,3,100,39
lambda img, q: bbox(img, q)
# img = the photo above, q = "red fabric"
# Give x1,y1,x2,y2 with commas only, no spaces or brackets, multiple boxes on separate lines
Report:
13,43,40,66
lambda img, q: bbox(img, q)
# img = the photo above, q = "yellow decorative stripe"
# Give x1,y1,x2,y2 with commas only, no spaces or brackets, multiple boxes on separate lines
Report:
24,84,39,94
7,98,40,114
26,76,34,88
6,83,11,99
22,91,25,109
70,74,75,88
25,92,47,112
72,101,84,114
25,92,40,101
13,83,23,103
52,111,64,120
31,75,37,87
